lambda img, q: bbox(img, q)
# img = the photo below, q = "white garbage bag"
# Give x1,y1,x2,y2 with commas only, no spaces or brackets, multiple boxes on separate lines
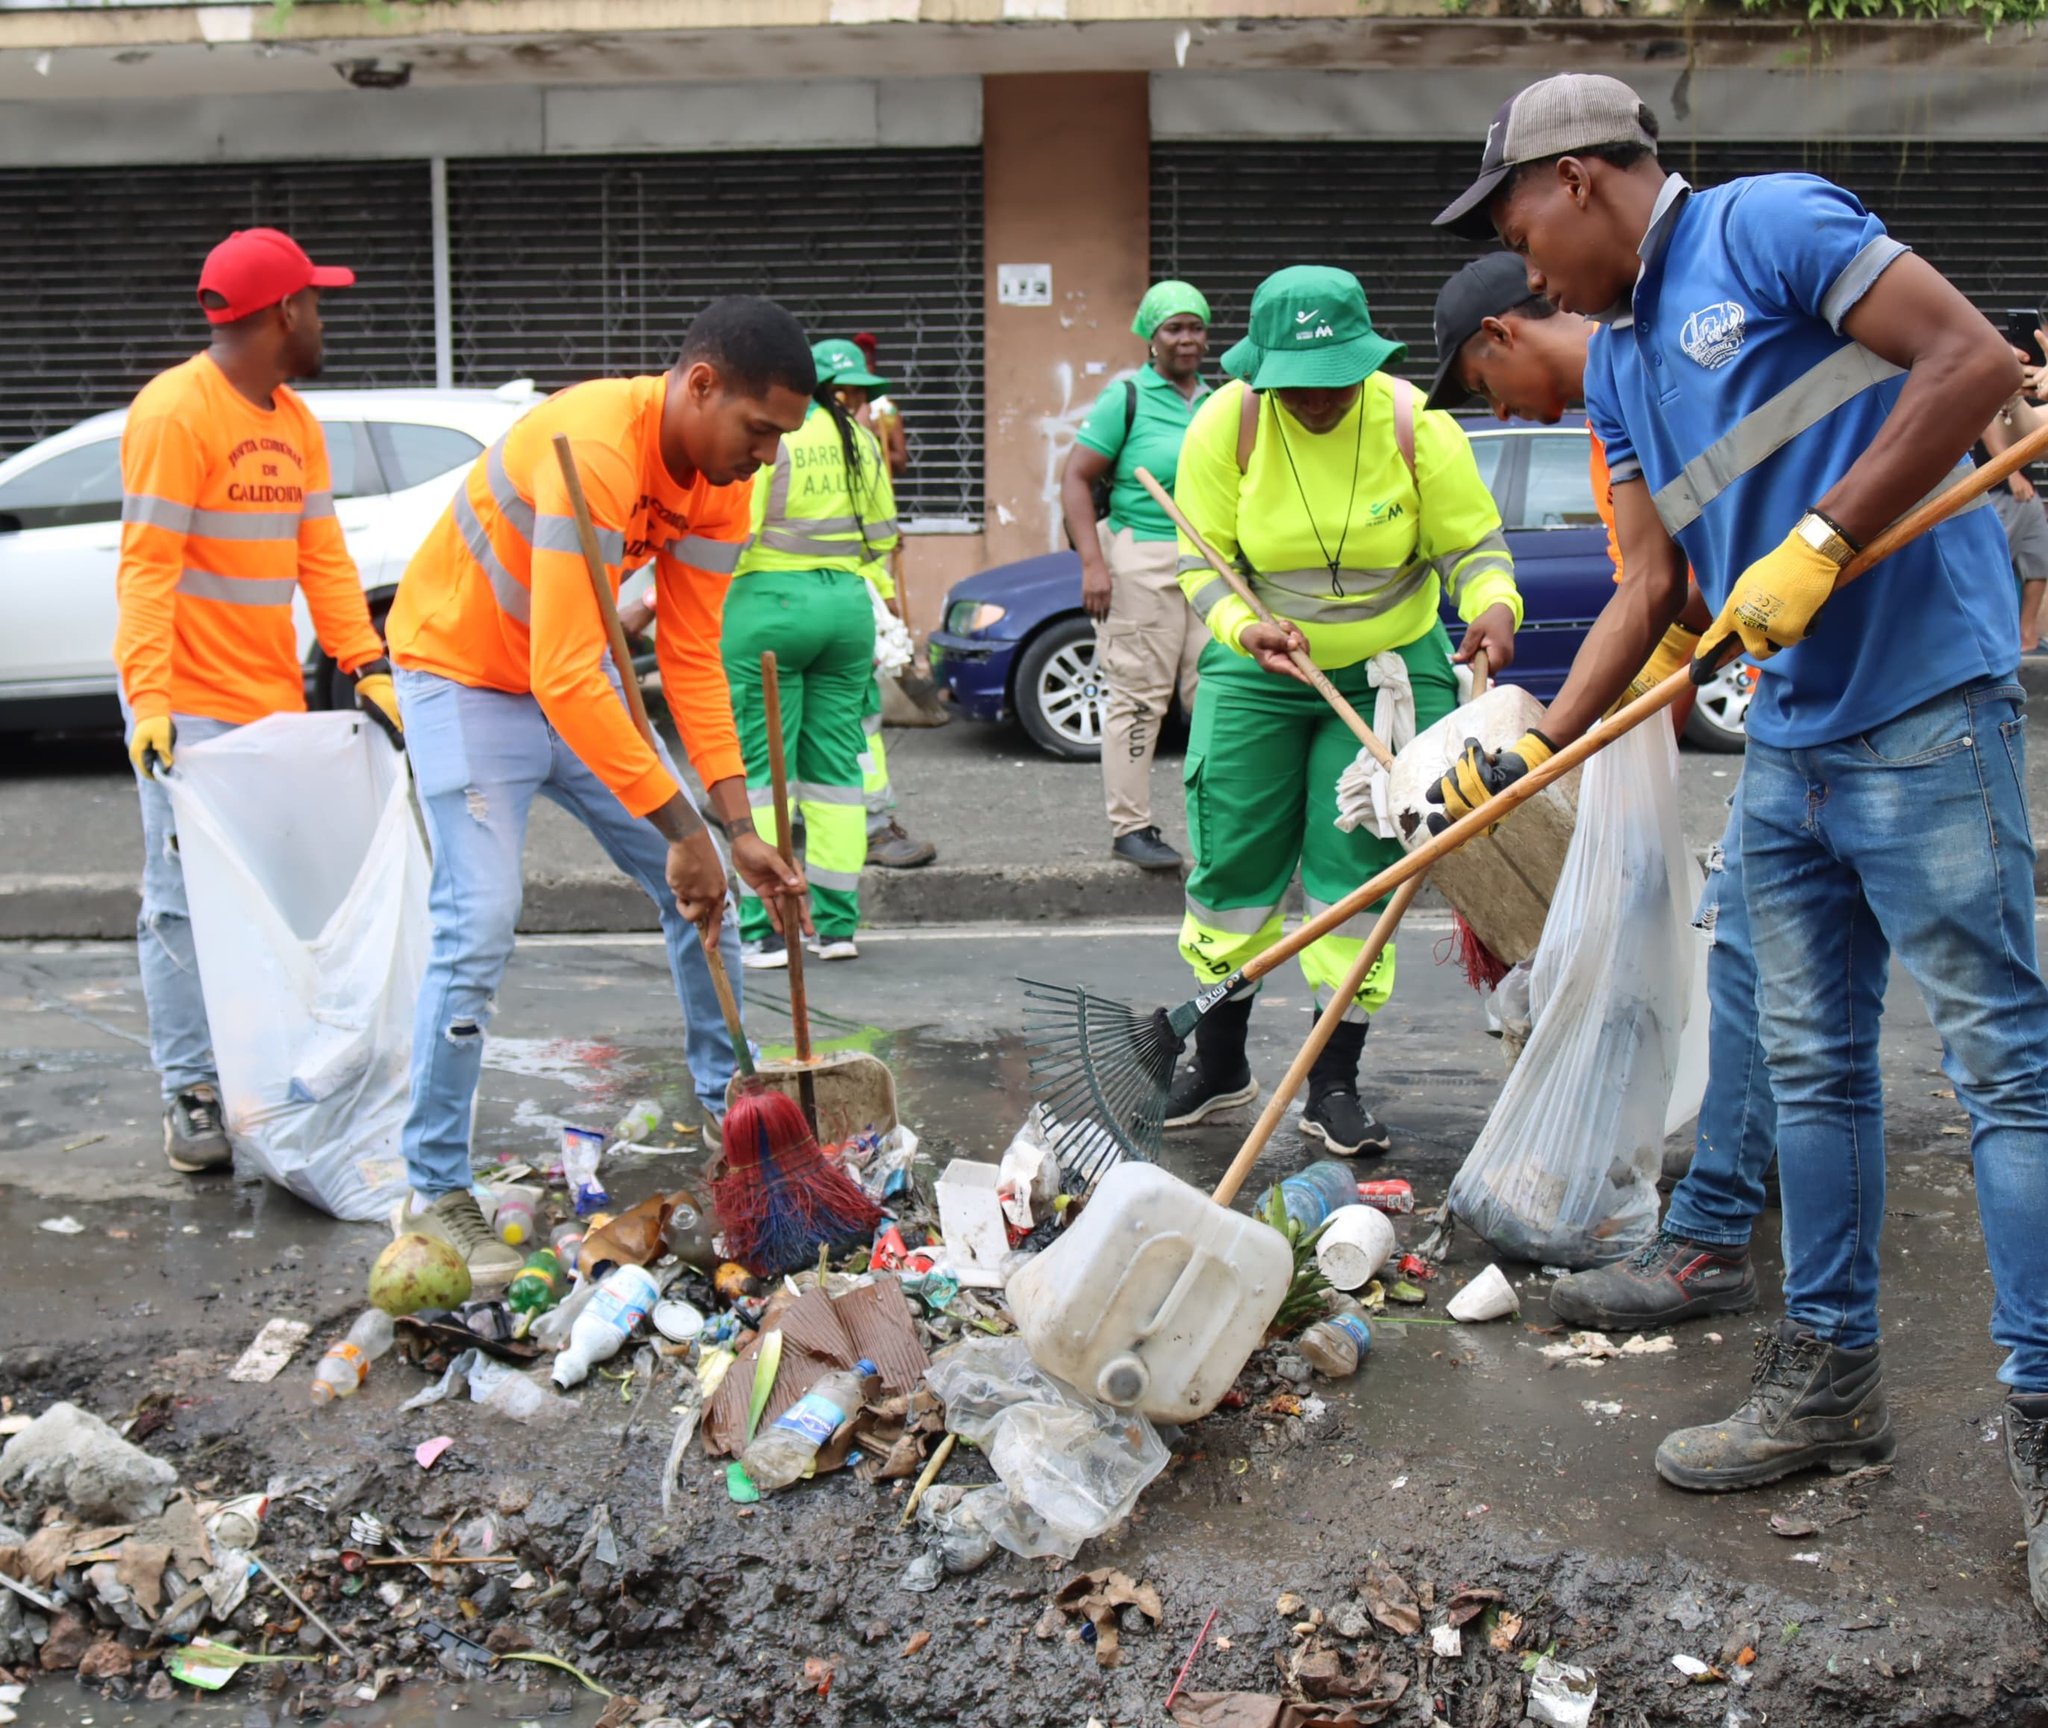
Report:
166,712,428,1221
1447,717,1705,1268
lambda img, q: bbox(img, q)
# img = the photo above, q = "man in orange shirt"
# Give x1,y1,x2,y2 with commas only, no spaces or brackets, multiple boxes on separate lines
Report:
385,297,811,1283
115,227,402,1177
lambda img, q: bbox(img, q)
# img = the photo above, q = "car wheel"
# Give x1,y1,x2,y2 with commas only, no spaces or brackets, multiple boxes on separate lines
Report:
1683,659,1753,753
1013,615,1104,760
315,597,395,714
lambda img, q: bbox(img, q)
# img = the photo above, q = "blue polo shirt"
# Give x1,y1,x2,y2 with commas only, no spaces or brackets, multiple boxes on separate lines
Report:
1585,173,2016,748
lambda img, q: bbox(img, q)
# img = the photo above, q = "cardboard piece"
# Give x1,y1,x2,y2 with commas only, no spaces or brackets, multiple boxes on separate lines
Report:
934,1159,1010,1289
702,1279,928,1459
227,1318,311,1384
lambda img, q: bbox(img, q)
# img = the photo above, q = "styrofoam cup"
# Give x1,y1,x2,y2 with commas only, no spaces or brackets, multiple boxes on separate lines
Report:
1447,1262,1519,1322
1315,1204,1398,1291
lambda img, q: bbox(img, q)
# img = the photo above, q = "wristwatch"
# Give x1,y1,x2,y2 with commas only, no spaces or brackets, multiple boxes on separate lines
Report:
1794,510,1860,568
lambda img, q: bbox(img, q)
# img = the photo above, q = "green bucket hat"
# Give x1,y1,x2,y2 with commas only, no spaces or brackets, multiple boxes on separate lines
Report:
1219,265,1406,391
811,337,887,391
1132,279,1211,340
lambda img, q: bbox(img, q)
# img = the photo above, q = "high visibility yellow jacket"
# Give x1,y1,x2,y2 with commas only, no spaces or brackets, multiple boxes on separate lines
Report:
1173,376,1521,669
735,402,899,591
115,354,384,725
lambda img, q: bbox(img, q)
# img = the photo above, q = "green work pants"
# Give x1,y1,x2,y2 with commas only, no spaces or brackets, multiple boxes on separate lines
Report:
722,569,877,942
1180,623,1458,1020
860,674,893,836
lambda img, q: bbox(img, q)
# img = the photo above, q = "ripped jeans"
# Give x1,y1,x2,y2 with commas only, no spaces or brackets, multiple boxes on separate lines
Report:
123,702,237,1100
1661,777,1779,1249
395,667,743,1197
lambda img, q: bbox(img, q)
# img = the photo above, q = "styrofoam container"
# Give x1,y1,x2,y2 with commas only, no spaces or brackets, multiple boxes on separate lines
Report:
1007,1160,1293,1424
936,1159,1011,1289
1315,1204,1398,1291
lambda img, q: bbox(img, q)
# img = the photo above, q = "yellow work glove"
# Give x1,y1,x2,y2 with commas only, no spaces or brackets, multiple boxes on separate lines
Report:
128,715,175,776
1425,729,1556,836
353,663,404,747
1613,621,1702,712
1695,527,1841,673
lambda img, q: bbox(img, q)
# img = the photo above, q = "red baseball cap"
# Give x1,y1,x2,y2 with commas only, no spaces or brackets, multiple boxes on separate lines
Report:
196,228,355,324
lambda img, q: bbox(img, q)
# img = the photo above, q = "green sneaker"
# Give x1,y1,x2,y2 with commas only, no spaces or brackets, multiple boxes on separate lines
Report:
395,1190,523,1289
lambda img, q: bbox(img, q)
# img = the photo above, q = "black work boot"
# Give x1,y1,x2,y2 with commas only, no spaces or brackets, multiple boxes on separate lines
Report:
1164,992,1258,1128
1550,1229,1759,1329
2005,1392,2048,1619
1655,1317,1895,1492
1299,1019,1390,1157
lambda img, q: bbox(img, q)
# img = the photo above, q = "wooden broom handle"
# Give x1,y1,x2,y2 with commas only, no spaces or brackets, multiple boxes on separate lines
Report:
1222,421,2048,995
1135,466,1395,769
1210,873,1426,1208
760,651,813,1066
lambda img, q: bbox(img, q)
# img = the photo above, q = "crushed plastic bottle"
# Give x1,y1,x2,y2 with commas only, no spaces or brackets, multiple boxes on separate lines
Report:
310,1309,395,1404
1297,1296,1373,1379
739,1359,878,1494
612,1098,662,1144
550,1222,585,1277
493,1184,541,1247
550,1263,659,1389
1253,1160,1360,1234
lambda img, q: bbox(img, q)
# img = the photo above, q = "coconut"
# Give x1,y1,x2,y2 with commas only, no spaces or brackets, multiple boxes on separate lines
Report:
369,1233,472,1316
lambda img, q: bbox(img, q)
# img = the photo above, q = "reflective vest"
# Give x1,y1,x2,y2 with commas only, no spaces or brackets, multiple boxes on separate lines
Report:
387,374,751,817
115,354,383,725
735,402,899,585
1172,376,1522,670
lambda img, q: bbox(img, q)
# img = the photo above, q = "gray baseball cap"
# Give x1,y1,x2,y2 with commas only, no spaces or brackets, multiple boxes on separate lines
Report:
1435,73,1658,241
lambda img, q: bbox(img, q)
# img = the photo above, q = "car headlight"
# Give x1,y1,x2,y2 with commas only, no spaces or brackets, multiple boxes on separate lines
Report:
945,600,1008,636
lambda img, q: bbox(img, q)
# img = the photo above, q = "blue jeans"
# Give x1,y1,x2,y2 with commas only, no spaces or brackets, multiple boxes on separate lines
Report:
1743,676,2048,1389
395,667,743,1196
1663,779,1779,1248
122,702,237,1101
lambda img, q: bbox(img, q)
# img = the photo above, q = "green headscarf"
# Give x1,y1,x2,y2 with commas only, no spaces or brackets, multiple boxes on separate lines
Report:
1132,280,1211,341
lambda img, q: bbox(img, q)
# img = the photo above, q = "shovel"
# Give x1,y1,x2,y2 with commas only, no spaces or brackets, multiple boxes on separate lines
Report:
730,650,900,1146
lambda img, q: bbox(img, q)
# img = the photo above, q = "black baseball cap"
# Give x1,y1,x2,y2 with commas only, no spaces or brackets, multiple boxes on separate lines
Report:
1435,72,1659,242
1426,252,1542,411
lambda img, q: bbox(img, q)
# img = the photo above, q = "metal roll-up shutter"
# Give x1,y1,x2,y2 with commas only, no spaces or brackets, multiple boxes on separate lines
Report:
446,148,984,522
0,162,434,457
1153,139,2048,384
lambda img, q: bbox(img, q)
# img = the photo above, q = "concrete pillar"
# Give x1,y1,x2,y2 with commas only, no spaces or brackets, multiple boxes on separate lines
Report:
980,71,1152,571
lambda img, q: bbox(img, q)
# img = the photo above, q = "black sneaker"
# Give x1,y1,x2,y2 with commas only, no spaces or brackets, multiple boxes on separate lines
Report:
1655,1318,1896,1492
867,819,937,869
2006,1393,2048,1619
1164,991,1257,1129
1300,1089,1391,1157
1550,1230,1759,1329
164,1085,231,1174
1112,826,1184,872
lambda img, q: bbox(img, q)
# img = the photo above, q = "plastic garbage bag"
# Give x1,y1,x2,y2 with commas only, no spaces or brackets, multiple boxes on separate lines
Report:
165,712,428,1221
923,1335,1168,1561
1447,719,1705,1268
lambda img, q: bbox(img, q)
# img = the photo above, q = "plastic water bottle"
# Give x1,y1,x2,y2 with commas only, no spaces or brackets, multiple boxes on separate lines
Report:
494,1185,541,1248
550,1263,659,1388
508,1249,566,1315
1254,1160,1360,1234
310,1310,395,1404
740,1360,878,1494
1298,1296,1373,1380
612,1098,662,1144
551,1222,585,1277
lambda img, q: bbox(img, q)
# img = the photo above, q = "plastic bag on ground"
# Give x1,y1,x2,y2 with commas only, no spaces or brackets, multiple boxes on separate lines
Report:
166,713,429,1221
923,1335,1167,1561
1447,719,1704,1269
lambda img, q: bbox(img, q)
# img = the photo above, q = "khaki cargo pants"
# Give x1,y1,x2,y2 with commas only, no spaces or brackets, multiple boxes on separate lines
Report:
1098,525,1204,837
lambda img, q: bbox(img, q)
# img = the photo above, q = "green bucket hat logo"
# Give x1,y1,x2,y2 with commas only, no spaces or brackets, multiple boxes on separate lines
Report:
1220,265,1407,392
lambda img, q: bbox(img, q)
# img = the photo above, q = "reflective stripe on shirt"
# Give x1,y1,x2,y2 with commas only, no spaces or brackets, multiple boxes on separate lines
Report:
176,567,296,606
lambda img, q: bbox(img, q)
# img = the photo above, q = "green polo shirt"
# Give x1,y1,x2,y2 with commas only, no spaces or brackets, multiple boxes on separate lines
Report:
1074,364,1212,543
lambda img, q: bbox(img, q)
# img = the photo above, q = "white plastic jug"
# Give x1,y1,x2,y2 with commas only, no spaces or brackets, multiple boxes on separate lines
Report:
1007,1161,1293,1425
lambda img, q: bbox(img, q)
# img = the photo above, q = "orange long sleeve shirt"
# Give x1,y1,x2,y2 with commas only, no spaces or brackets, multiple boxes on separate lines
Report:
114,354,384,725
386,375,750,818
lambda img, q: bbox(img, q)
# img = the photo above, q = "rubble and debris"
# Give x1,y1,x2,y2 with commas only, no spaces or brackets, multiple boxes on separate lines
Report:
1053,1567,1162,1667
1525,1657,1597,1727
0,1402,178,1521
226,1318,311,1383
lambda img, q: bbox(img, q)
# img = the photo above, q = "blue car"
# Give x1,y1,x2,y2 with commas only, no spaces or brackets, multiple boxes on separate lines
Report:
928,420,1753,758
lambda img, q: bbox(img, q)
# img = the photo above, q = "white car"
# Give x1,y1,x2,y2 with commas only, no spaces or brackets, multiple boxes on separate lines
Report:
0,381,543,729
